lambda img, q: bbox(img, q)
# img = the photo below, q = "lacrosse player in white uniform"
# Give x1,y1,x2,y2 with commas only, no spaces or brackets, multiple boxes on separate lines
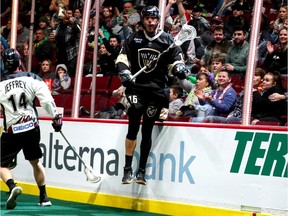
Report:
0,48,62,209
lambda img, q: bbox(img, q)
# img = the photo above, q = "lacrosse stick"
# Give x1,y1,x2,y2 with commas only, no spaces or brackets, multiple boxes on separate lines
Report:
131,24,197,80
60,131,101,183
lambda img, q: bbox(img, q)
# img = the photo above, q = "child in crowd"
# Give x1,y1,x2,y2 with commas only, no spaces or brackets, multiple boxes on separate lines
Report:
209,53,226,86
169,85,184,115
52,64,71,95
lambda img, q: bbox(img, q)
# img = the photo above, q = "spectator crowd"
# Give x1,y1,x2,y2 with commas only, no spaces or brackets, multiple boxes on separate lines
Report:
0,0,287,125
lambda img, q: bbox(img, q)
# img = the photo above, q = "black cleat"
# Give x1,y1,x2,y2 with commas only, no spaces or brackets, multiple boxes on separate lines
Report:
6,186,22,209
38,199,52,206
135,168,146,185
122,167,133,184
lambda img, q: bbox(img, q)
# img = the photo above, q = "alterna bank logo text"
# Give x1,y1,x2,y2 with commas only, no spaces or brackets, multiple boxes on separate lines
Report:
231,132,287,178
40,133,195,184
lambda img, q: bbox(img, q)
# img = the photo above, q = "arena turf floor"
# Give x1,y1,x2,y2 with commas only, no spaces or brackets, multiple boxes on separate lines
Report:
0,191,166,216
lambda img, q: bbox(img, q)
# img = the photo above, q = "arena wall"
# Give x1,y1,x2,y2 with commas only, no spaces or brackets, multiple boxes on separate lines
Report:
1,118,287,216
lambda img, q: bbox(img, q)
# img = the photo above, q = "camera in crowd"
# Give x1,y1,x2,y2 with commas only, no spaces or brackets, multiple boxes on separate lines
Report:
57,4,66,19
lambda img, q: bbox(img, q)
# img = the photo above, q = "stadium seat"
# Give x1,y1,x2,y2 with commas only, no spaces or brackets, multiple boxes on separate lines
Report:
208,119,223,123
108,76,122,93
85,50,94,63
80,93,109,112
52,94,65,107
70,77,75,88
226,121,241,124
167,115,192,122
81,77,92,93
231,76,244,94
76,76,110,94
255,121,280,126
106,96,119,107
81,76,111,94
62,94,74,116
95,76,111,92
280,115,288,126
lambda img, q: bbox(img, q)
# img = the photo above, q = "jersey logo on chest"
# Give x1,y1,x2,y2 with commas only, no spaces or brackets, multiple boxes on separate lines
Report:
138,48,160,73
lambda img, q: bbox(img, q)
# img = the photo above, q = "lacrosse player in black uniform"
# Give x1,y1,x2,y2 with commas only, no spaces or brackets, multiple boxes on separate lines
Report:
116,6,189,185
0,49,62,209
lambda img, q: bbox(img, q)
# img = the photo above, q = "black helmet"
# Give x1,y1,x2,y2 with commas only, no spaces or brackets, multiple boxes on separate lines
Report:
141,6,160,20
2,48,21,72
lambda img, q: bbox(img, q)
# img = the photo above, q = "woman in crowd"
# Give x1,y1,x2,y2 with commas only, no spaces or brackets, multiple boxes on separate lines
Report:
264,27,288,74
73,8,82,24
97,43,116,76
101,6,117,29
37,59,55,91
38,59,55,80
252,71,287,125
176,72,214,118
270,5,288,40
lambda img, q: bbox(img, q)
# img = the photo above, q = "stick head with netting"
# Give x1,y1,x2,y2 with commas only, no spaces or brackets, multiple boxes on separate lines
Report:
59,131,101,184
174,23,197,46
84,166,101,183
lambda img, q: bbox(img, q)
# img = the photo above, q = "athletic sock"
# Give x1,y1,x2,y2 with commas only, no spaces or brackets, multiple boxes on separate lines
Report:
125,155,133,168
6,179,16,192
38,185,48,201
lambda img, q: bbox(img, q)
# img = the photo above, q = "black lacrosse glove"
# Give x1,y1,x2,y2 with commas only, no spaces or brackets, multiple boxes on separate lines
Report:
119,69,134,87
52,114,62,132
172,63,190,80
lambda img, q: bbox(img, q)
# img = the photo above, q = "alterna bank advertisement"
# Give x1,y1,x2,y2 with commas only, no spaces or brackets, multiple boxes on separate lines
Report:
8,119,288,212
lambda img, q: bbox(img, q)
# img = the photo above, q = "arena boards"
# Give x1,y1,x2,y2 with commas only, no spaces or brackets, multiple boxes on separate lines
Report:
1,117,287,216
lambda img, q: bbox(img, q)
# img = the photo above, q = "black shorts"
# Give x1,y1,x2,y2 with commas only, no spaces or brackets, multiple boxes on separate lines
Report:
126,105,162,140
1,127,42,167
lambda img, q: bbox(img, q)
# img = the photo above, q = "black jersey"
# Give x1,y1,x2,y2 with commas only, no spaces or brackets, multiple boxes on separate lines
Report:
116,29,185,108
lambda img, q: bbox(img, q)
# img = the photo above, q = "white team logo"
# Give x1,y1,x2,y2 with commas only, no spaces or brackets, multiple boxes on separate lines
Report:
147,106,157,117
138,48,160,73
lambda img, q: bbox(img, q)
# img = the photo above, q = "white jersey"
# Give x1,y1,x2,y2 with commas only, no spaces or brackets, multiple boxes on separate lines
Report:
0,72,58,131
